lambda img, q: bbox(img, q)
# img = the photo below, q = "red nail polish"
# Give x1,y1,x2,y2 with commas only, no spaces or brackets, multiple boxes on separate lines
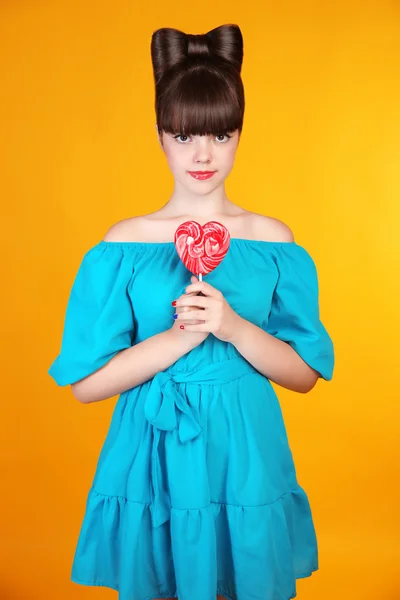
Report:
180,325,184,330
171,301,176,306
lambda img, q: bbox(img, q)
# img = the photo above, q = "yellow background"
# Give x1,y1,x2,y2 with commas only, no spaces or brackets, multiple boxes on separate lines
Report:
1,1,399,598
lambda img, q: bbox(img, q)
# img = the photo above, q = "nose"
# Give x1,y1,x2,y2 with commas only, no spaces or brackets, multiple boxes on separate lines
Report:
193,136,213,164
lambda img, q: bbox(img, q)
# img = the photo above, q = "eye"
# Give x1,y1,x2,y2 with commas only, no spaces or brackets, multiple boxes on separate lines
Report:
173,132,233,144
215,133,232,143
173,134,191,143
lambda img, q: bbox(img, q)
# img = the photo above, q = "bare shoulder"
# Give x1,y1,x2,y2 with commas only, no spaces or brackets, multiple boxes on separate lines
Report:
253,214,295,242
102,217,143,242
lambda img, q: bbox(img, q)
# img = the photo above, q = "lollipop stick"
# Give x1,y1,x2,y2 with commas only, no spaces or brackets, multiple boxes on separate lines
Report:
197,272,205,297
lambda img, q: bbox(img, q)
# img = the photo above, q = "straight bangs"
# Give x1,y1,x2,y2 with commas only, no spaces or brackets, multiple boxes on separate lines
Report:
156,66,244,137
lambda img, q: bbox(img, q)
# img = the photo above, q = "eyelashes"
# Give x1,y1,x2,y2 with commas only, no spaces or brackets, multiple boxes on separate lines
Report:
173,133,232,144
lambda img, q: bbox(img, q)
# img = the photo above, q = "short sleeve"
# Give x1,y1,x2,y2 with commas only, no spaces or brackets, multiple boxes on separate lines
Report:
48,243,136,386
265,243,335,381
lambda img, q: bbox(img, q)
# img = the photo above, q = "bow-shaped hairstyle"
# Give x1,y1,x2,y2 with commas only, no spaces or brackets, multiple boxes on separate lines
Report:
150,24,245,139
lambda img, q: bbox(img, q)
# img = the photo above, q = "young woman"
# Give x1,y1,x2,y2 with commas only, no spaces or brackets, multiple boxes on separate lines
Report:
49,23,335,600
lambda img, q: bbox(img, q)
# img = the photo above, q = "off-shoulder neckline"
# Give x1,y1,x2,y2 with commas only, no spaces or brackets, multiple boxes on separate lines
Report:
98,238,298,248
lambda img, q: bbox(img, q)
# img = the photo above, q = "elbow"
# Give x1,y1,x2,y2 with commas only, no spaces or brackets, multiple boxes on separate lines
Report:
297,369,320,394
71,381,92,404
298,382,317,394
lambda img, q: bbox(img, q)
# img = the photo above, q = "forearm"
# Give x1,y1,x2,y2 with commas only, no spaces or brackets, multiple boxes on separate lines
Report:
228,317,319,394
71,330,194,404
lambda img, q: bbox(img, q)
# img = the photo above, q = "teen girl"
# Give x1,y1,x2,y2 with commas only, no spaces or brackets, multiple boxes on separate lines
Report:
49,23,335,600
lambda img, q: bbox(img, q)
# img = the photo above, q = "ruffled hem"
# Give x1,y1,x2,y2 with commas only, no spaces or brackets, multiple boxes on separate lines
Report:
71,579,316,600
71,486,318,600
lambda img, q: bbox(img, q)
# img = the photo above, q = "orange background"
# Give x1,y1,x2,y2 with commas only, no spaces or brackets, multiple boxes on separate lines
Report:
1,1,399,599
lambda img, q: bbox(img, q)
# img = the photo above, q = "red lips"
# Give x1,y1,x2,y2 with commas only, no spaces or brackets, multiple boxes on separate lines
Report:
188,171,216,180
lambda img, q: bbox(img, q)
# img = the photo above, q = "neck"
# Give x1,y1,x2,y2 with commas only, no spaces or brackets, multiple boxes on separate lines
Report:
159,182,237,220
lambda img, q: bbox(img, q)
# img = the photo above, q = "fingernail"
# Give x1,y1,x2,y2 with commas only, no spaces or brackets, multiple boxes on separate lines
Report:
171,301,176,306
173,314,178,319
180,325,184,330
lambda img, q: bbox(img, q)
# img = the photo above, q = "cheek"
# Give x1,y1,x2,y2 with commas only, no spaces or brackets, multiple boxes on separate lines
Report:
221,146,238,168
164,147,184,172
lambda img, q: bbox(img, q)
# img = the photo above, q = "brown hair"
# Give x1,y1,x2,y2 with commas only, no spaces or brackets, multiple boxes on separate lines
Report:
150,24,245,139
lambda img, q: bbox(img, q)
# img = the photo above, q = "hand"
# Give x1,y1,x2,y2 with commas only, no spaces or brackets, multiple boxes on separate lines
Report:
169,286,209,349
174,275,242,343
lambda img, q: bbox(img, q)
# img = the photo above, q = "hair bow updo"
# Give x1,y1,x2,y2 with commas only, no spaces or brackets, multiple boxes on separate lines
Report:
150,24,245,139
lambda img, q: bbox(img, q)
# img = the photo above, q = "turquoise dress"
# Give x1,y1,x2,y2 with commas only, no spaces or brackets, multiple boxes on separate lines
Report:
48,238,334,600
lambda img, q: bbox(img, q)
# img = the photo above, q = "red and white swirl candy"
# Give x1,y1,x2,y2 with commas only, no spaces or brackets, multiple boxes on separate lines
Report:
174,220,230,279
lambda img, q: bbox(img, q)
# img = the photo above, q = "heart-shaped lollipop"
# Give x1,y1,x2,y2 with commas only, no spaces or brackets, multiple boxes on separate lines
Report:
174,220,230,280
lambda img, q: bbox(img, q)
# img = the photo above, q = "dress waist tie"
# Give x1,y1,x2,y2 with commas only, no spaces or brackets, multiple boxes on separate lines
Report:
143,356,259,527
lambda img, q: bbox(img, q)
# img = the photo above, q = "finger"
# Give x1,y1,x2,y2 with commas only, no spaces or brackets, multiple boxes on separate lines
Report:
176,304,202,314
186,319,205,325
180,322,209,332
176,310,207,322
176,295,208,309
184,279,221,298
174,309,205,325
174,291,198,312
174,304,205,325
176,291,198,302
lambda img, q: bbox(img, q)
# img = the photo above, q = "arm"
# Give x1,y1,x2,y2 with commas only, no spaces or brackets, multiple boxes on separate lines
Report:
228,317,319,394
71,330,195,404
